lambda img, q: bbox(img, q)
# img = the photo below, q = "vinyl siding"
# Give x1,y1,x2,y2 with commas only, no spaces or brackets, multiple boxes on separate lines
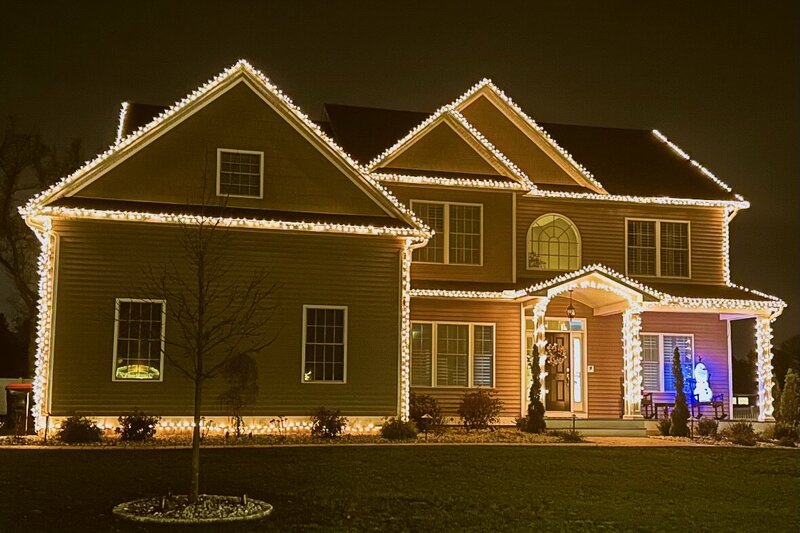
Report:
517,197,726,285
409,299,522,418
49,218,403,417
385,185,514,283
75,81,387,218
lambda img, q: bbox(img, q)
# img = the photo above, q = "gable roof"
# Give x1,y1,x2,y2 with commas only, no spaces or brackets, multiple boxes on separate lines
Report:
23,60,428,236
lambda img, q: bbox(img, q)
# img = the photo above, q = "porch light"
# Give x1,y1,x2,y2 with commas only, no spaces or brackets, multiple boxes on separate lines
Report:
566,289,576,319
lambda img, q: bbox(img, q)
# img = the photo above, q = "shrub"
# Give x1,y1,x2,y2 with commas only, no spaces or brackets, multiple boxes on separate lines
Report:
548,429,585,443
458,389,503,430
772,423,798,447
722,421,757,446
310,407,347,438
520,348,546,434
59,415,103,443
778,369,799,428
657,418,672,436
116,411,161,441
409,393,444,433
669,347,690,437
697,418,718,438
380,417,418,440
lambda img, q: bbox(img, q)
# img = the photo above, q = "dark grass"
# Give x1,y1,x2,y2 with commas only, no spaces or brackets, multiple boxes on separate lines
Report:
0,446,797,532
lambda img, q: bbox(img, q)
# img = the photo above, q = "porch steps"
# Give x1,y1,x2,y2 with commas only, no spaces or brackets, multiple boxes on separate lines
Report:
545,418,647,437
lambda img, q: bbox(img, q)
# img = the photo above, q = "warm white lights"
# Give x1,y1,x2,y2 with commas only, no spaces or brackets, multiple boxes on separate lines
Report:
622,309,643,419
114,101,129,145
374,172,527,191
755,317,775,421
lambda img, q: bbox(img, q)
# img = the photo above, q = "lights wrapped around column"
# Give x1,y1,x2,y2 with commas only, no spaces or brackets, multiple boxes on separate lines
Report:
622,308,644,419
398,239,415,421
532,299,550,395
755,316,775,422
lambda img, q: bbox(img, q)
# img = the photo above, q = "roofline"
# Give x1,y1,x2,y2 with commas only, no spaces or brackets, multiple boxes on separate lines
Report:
24,206,430,239
22,60,428,235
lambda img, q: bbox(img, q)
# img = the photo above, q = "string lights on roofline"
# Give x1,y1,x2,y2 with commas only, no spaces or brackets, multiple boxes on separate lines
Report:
652,129,739,196
373,173,527,191
23,60,428,234
114,101,129,145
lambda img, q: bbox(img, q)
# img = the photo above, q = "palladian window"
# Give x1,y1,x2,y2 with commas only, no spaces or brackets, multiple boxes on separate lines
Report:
526,214,581,270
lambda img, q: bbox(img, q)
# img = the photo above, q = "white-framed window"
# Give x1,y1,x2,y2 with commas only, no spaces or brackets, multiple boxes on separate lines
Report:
112,298,166,382
526,213,581,270
216,148,264,199
411,321,494,388
626,218,690,278
641,333,694,393
410,201,482,265
302,305,347,383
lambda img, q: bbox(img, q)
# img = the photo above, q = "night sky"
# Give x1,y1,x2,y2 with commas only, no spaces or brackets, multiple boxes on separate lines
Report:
1,2,797,354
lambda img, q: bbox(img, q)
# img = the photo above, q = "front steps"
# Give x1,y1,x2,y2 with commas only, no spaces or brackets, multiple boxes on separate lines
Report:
545,418,647,437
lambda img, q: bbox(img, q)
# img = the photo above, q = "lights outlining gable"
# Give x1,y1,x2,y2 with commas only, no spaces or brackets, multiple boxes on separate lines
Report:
525,189,749,210
114,101,129,145
24,60,427,235
373,172,527,191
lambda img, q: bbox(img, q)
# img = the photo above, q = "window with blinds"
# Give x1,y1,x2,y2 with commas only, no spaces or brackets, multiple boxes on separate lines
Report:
411,323,433,386
410,322,494,388
410,201,482,265
641,333,694,392
627,219,689,278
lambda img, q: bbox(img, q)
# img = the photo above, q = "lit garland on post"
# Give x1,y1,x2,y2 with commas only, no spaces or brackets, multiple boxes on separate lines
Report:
398,238,424,420
621,308,644,419
531,299,549,395
755,316,775,422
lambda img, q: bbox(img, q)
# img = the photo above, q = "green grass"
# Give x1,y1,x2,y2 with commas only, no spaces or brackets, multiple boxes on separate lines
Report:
0,446,797,532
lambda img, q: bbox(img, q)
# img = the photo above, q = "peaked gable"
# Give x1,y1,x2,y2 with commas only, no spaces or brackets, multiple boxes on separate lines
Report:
25,61,424,232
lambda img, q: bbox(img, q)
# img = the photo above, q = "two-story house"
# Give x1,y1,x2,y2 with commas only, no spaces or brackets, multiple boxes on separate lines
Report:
21,61,785,434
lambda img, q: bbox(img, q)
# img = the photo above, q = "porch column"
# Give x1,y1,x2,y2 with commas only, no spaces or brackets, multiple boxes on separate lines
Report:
621,308,643,419
755,316,776,422
532,299,549,396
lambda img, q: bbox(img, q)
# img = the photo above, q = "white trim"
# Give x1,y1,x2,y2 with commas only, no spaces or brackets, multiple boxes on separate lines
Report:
409,200,484,266
726,319,734,416
625,217,692,279
215,148,264,199
111,298,167,383
410,321,496,389
301,305,348,384
525,213,582,272
45,234,60,415
640,332,694,393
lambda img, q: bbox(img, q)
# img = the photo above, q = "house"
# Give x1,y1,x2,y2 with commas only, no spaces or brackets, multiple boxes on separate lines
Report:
21,60,785,434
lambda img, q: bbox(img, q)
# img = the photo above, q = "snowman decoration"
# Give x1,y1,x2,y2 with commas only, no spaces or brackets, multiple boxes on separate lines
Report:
693,360,713,403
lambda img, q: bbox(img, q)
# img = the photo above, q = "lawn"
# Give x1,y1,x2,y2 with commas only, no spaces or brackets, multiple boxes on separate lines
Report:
0,445,797,532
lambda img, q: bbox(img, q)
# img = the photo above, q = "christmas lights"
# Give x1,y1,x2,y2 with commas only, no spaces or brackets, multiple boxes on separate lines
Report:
525,189,749,209
621,309,643,418
24,60,426,234
114,101,129,145
755,317,775,421
532,299,549,394
374,172,527,191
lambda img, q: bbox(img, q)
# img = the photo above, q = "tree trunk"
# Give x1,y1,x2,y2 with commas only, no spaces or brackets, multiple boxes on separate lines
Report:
190,378,202,503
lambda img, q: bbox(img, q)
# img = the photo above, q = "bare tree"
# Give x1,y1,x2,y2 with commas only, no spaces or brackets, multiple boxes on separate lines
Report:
144,206,278,502
0,117,82,372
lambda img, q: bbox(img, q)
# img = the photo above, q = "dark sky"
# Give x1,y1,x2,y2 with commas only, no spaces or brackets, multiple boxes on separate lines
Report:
1,2,797,354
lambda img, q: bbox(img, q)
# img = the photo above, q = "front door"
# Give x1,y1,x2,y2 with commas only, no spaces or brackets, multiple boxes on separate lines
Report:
545,332,570,411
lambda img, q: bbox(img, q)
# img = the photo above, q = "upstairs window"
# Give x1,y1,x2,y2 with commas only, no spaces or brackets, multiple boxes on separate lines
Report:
527,214,581,270
411,201,482,265
217,149,263,198
627,219,690,278
113,299,165,381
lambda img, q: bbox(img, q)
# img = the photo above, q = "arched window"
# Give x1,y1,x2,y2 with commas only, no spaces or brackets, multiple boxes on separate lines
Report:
527,214,581,270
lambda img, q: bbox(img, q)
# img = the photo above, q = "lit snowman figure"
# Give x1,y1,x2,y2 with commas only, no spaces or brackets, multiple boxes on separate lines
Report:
693,360,713,402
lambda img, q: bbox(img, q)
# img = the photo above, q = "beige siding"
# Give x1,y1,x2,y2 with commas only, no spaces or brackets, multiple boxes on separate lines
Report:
544,297,624,418
409,299,522,418
75,81,387,218
641,312,730,404
385,184,514,283
517,197,726,284
50,218,403,417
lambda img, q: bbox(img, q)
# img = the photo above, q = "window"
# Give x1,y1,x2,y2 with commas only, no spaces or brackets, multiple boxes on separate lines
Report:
217,149,263,198
527,214,581,270
113,299,165,381
626,219,690,277
411,201,482,265
410,322,494,387
641,333,694,392
302,306,347,383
